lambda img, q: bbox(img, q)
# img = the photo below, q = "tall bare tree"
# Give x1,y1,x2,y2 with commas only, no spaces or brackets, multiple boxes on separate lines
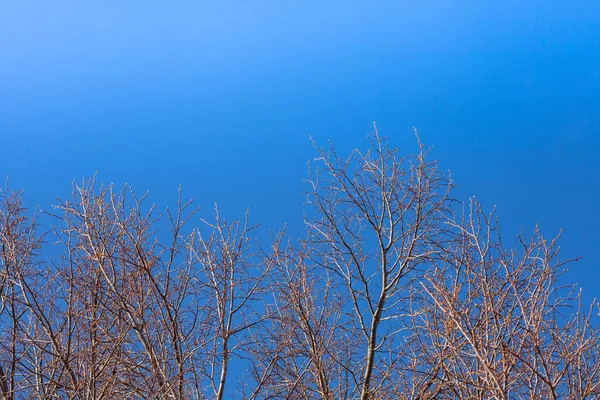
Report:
411,200,600,399
188,205,275,400
303,125,452,398
0,185,43,400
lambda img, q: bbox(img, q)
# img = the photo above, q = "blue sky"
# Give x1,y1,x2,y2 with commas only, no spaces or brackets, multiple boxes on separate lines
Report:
1,1,599,302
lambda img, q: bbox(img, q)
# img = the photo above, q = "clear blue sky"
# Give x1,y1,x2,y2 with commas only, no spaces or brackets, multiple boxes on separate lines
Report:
1,1,599,301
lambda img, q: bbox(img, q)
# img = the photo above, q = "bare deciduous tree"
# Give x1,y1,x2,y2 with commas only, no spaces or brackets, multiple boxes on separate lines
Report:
303,126,452,399
189,206,275,400
0,185,43,400
412,200,600,399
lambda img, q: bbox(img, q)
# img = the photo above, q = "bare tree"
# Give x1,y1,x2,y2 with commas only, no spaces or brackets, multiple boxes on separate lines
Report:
188,205,275,400
303,125,453,398
412,200,600,399
245,240,355,400
0,185,43,400
40,178,203,398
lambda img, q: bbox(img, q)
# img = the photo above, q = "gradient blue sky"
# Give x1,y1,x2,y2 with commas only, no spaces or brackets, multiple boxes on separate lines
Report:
1,1,599,302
